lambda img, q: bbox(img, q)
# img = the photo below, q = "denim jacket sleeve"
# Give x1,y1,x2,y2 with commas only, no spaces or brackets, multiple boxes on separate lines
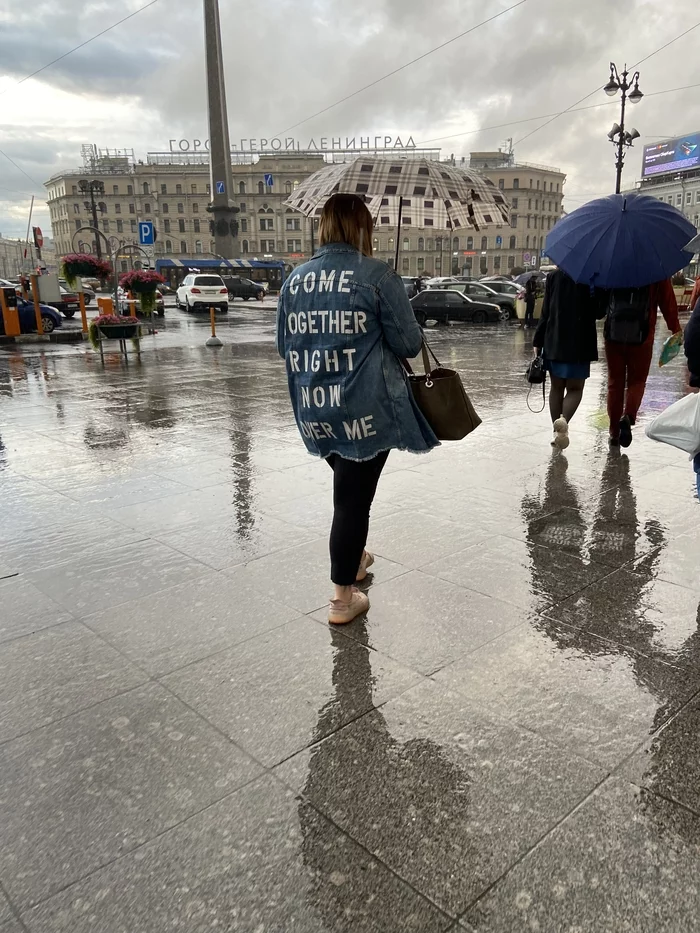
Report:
377,269,423,359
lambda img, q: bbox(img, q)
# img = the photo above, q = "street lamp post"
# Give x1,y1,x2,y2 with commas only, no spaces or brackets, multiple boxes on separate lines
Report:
78,179,106,258
604,63,643,194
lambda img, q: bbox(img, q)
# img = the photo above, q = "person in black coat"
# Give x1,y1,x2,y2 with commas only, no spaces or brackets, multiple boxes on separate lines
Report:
533,268,606,448
683,297,700,497
524,276,537,328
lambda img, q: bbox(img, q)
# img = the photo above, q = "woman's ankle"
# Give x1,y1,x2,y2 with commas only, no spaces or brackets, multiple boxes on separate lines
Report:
333,584,354,603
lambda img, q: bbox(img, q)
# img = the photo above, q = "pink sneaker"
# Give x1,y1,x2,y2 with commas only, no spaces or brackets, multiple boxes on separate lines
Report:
328,588,370,625
356,550,375,582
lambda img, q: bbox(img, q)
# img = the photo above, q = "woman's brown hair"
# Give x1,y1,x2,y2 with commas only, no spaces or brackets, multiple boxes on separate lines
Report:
318,193,374,257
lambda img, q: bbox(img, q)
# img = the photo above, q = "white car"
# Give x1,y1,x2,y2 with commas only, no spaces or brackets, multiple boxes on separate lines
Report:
176,273,229,312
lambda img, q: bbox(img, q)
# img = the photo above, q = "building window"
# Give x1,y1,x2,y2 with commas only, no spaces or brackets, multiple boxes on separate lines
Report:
260,217,274,230
526,235,530,248
512,197,518,209
129,203,135,214
667,196,673,204
177,202,184,213
676,194,682,206
556,183,559,192
121,260,128,272
427,238,433,250
144,203,151,214
388,237,394,252
72,185,77,194
239,181,246,193
417,257,424,271
686,191,692,205
127,184,133,195
191,203,198,213
286,239,302,252
511,213,518,228
161,184,167,194
509,235,516,249
513,179,519,189
696,191,700,204
130,219,137,232
508,254,515,269
241,219,247,233
527,215,531,228
242,239,249,253
481,236,488,250
117,219,123,233
73,203,80,214
286,218,294,230
162,203,168,213
240,202,246,212
178,219,185,232
193,219,200,233
466,236,474,250
536,180,540,189
285,181,292,193
498,179,504,189
164,219,171,233
111,184,118,195
452,236,459,250
417,237,424,250
258,181,265,194
195,240,203,253
115,203,121,213
191,184,197,194
74,219,81,231
165,239,172,252
533,216,538,229
528,199,532,210
142,182,149,194
494,255,501,271
180,240,187,253
102,219,110,232
176,184,182,195
402,256,410,272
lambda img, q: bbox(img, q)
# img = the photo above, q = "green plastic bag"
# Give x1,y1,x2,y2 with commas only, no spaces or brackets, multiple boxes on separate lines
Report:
659,331,683,367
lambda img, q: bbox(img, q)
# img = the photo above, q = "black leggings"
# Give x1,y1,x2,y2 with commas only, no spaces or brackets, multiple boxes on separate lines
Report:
326,451,389,585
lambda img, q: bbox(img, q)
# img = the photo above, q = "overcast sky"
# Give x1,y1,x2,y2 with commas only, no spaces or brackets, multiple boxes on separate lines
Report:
1,0,699,241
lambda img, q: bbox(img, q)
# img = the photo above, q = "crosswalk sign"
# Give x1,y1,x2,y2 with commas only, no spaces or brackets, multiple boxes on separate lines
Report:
264,173,274,187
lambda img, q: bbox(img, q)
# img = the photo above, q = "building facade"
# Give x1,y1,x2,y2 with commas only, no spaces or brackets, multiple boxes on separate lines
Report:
45,144,566,277
0,235,57,279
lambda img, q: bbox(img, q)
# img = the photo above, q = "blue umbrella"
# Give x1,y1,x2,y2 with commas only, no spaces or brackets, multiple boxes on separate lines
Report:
545,193,696,289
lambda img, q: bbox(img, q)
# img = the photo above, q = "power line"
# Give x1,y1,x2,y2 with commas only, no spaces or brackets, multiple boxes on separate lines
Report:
0,147,44,190
271,0,528,137
512,20,700,146
417,81,700,148
0,0,161,98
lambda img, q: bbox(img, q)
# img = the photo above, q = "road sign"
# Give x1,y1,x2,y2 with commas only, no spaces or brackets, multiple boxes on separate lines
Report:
139,221,154,245
33,227,44,249
264,173,274,187
495,235,502,246
523,252,531,264
215,181,225,194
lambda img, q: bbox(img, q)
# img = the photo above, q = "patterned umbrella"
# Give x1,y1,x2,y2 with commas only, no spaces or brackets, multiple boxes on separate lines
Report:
284,156,510,232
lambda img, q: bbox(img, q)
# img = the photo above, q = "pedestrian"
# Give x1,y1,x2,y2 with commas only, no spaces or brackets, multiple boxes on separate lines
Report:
683,292,700,496
532,268,606,449
276,193,438,625
524,276,537,328
605,279,681,447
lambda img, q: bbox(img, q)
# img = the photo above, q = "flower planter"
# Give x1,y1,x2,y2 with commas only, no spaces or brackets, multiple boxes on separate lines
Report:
98,323,140,340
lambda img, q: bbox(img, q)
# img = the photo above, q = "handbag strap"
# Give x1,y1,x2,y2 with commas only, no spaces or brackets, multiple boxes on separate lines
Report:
401,338,442,377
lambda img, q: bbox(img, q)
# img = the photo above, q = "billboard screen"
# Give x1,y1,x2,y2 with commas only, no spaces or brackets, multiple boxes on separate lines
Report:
642,132,700,178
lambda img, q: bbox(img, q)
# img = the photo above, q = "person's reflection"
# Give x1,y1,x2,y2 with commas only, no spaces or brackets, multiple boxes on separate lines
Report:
228,399,255,539
299,627,473,924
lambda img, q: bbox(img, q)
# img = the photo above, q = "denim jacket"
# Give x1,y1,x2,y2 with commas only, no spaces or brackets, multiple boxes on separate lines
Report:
277,243,439,461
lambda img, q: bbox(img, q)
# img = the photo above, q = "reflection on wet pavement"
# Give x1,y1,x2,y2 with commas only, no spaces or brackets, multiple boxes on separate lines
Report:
2,311,700,931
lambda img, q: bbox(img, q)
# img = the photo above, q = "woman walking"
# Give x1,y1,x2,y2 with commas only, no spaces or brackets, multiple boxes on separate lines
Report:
524,276,537,328
277,194,438,624
533,268,606,449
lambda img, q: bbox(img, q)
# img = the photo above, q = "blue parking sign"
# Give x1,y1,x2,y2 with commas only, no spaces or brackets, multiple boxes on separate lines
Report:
138,221,154,245
215,181,225,195
496,235,502,246
264,173,274,187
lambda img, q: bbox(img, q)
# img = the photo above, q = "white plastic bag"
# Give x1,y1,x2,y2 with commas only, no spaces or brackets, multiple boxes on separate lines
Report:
645,393,700,458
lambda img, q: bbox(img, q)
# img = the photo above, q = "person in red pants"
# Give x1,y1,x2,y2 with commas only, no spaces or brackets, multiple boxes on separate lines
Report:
606,279,681,447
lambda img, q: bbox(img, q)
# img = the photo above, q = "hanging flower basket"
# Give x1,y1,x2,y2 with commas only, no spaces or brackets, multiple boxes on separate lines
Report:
61,254,112,289
119,270,165,316
88,314,140,350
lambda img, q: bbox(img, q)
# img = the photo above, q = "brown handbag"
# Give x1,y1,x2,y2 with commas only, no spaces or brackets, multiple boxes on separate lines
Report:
404,341,482,441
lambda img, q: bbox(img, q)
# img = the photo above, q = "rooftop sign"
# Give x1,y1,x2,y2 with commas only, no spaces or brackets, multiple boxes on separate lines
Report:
168,135,418,153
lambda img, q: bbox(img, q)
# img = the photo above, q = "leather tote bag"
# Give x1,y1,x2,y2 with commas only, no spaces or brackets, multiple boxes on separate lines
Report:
404,341,481,441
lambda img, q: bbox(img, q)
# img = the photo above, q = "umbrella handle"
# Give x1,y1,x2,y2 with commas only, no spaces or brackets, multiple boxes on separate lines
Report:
394,197,403,271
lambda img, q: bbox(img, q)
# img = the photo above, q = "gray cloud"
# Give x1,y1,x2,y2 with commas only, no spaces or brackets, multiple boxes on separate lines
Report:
1,0,699,237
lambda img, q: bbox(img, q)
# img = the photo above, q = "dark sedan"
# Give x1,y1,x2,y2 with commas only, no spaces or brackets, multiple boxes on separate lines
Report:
446,282,516,319
411,290,503,325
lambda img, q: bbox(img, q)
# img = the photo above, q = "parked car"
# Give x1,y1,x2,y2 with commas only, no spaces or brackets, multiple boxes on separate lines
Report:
59,278,95,305
411,290,503,325
401,276,417,299
176,274,229,312
479,279,522,298
0,299,62,335
222,275,265,301
425,275,460,287
42,286,81,318
445,282,516,319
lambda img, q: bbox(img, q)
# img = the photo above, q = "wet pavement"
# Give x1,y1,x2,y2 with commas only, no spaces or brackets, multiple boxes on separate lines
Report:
1,302,699,932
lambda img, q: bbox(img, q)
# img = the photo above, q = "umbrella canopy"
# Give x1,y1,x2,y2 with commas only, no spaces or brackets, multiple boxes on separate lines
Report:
686,232,700,255
545,193,696,289
514,271,543,286
284,156,510,231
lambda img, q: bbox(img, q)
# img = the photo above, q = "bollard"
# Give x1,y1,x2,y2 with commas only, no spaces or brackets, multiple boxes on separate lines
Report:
205,306,223,347
29,275,44,336
78,292,88,334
